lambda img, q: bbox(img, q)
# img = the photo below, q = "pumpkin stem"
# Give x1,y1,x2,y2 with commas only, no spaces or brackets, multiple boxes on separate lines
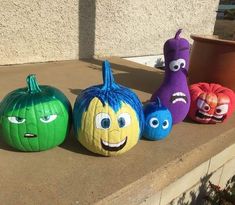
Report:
155,97,162,107
27,74,42,94
102,60,119,90
174,29,182,39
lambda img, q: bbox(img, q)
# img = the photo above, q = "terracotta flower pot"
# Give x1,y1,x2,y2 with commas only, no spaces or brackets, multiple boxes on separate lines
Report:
188,35,235,91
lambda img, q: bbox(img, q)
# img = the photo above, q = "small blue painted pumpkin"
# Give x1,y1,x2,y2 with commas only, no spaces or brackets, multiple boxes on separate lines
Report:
73,60,144,156
143,98,172,140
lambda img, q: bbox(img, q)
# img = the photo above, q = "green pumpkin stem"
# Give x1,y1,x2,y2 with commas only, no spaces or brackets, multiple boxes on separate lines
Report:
102,60,119,90
27,74,42,94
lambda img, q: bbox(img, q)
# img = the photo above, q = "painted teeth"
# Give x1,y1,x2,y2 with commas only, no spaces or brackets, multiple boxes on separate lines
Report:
213,115,223,119
172,98,187,104
101,138,127,148
198,110,213,117
25,134,34,137
172,92,186,97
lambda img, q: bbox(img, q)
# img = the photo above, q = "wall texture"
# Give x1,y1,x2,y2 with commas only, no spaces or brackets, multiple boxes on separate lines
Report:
0,0,219,65
95,0,219,57
0,0,78,65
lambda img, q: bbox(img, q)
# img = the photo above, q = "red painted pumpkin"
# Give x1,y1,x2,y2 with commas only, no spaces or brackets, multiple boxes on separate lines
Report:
189,83,235,123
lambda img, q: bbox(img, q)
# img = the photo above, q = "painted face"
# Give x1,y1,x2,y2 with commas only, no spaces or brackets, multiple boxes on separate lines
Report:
1,98,69,151
143,105,172,140
194,93,230,123
78,98,140,156
189,83,235,124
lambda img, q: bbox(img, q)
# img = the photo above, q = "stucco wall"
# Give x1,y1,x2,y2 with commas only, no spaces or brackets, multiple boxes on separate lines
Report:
95,0,219,57
0,0,78,65
0,0,219,65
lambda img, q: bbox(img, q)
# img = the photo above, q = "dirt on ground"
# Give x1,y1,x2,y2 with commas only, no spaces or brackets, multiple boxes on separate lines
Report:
214,19,235,40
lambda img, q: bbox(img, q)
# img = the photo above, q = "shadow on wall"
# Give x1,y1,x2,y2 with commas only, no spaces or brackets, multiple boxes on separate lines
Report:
169,174,213,205
78,0,164,94
80,58,164,95
79,0,96,59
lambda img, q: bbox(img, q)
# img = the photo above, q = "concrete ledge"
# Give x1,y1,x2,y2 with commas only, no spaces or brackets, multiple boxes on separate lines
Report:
0,57,234,205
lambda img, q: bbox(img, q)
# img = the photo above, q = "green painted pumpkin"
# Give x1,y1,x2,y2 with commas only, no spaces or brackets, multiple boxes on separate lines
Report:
0,74,71,151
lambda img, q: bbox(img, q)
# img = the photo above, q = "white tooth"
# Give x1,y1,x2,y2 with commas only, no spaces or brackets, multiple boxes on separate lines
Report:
196,116,210,121
172,98,186,104
198,110,213,117
25,134,34,136
213,115,223,119
102,138,126,148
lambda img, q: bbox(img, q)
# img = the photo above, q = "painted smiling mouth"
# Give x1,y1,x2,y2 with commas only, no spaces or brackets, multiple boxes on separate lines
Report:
24,133,37,138
101,137,127,152
195,110,226,123
170,92,188,104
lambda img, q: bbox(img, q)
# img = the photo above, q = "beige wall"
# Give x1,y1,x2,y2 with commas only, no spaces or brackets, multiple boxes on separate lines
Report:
0,0,78,65
0,0,219,65
95,0,219,57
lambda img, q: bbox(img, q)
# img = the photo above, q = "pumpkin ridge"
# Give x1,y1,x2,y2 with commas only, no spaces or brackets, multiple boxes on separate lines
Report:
17,95,30,151
1,93,19,148
5,95,19,150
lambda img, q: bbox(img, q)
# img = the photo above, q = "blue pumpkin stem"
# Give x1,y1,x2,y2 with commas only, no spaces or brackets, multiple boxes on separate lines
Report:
174,29,182,39
155,97,162,107
27,74,42,94
102,60,119,90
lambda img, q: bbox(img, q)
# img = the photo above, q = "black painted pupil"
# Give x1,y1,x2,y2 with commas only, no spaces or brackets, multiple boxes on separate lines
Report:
174,65,178,70
180,63,184,67
118,117,126,128
163,121,168,126
42,116,50,121
216,109,221,113
16,117,24,122
152,120,158,126
101,118,110,128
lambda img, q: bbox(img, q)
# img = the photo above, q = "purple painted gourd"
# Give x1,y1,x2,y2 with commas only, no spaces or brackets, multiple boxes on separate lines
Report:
151,29,191,124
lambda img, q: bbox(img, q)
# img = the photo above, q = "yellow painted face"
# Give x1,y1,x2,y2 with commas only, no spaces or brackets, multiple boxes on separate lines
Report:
77,97,140,156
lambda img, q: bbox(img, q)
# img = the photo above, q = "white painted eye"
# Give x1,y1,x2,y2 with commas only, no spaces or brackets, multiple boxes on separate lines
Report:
118,113,131,128
215,104,229,115
95,113,111,129
8,117,25,124
162,120,169,129
197,99,210,112
40,114,57,123
149,117,159,128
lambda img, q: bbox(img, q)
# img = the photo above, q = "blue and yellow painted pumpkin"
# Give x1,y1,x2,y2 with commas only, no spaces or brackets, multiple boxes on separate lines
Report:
73,60,144,156
143,98,172,140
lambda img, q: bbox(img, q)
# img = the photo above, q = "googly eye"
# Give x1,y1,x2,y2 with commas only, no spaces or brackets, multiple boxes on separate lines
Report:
8,116,25,124
162,120,169,129
169,60,180,72
178,59,186,68
118,113,131,128
95,113,111,129
40,114,57,123
149,117,159,128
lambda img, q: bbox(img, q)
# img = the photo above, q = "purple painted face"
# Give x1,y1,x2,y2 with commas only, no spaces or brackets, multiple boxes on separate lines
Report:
151,29,191,124
164,29,190,75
